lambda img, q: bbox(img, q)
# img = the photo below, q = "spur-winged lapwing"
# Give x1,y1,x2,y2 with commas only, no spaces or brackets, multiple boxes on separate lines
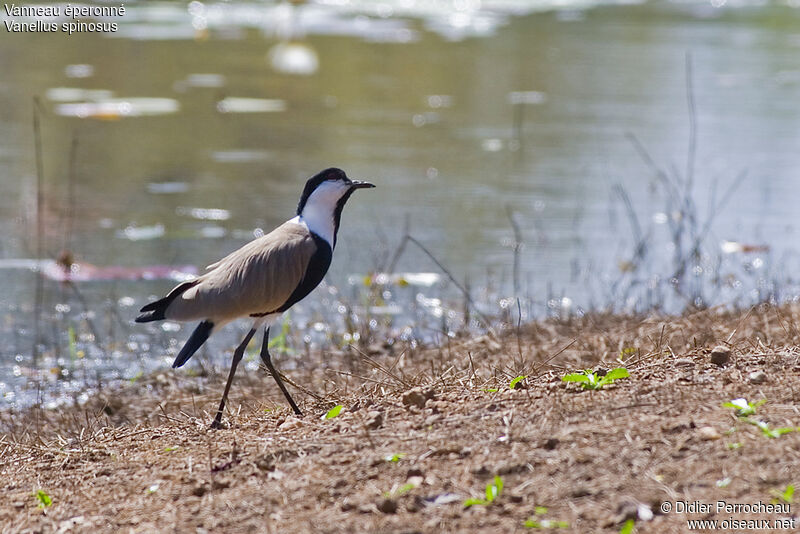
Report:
136,168,375,428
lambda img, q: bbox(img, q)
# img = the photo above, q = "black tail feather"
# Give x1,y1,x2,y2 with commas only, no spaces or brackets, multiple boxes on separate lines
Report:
135,279,200,323
172,321,214,368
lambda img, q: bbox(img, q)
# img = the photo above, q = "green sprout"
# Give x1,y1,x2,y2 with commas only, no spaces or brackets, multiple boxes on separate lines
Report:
484,387,499,393
618,347,637,362
562,368,629,390
464,476,503,508
129,370,144,384
723,398,766,417
324,405,343,419
385,453,406,463
750,420,796,439
726,442,742,450
267,314,292,354
384,482,416,498
67,326,78,362
523,506,569,528
163,446,178,452
619,519,635,534
771,485,794,504
34,489,52,508
509,376,527,390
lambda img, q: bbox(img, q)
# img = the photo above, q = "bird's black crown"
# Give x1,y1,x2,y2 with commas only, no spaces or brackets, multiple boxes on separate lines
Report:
296,167,350,215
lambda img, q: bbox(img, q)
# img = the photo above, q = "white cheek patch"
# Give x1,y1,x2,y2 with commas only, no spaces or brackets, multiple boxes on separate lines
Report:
306,181,350,206
296,180,350,247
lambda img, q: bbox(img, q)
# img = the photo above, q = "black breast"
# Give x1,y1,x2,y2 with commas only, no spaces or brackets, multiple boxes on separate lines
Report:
275,233,333,313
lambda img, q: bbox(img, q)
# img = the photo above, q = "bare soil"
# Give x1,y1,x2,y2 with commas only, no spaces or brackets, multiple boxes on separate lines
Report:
3,304,800,533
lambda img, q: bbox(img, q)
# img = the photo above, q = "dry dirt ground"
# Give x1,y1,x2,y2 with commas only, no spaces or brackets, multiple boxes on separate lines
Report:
2,304,800,533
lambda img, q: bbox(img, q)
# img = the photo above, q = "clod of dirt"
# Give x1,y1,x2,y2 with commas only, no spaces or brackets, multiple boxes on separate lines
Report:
407,467,424,478
698,426,721,441
377,498,398,514
540,438,559,450
748,370,767,384
402,388,427,409
710,345,731,366
570,486,593,498
365,411,383,430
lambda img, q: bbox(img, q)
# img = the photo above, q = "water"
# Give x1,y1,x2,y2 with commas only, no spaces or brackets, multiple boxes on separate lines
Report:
2,0,800,407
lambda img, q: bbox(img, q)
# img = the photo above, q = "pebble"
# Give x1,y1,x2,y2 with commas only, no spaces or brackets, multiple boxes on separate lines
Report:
698,426,721,441
402,387,427,409
748,370,767,385
710,345,731,366
278,417,304,431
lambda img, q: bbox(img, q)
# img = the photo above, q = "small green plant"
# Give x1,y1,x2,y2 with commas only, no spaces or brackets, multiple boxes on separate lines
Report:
726,442,742,450
509,375,527,390
67,326,78,361
750,420,795,439
723,398,766,417
484,387,499,393
770,484,794,504
524,518,569,529
129,370,144,384
618,347,637,362
385,453,405,463
163,446,178,452
523,506,569,528
562,368,629,390
619,519,635,534
324,405,343,419
268,314,292,354
464,476,503,508
34,489,52,508
384,482,416,498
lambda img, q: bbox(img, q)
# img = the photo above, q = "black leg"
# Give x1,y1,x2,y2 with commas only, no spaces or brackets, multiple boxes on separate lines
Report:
211,328,257,429
260,327,302,416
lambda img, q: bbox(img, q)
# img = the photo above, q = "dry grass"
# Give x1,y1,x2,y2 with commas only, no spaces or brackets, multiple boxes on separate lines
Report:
3,303,800,533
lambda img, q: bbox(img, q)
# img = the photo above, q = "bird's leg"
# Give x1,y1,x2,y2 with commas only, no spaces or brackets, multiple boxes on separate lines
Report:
260,327,303,416
211,327,257,429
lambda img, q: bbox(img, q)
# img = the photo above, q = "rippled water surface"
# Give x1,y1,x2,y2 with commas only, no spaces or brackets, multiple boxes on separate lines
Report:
2,0,800,406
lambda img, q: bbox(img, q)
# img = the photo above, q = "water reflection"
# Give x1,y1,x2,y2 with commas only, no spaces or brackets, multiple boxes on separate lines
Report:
2,0,800,407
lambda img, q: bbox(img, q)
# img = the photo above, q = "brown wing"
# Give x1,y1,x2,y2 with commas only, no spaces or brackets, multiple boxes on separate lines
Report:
165,221,317,322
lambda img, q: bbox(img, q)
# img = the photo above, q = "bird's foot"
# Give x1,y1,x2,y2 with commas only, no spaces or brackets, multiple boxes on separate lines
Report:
209,418,226,430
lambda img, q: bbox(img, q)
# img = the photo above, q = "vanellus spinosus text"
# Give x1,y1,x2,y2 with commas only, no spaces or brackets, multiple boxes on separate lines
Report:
136,168,375,428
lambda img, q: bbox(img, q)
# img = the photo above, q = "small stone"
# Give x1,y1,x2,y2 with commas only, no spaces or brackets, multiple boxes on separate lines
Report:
402,387,427,409
365,411,383,430
279,417,304,431
698,426,721,441
407,475,424,487
710,345,731,366
377,498,398,514
424,414,442,426
675,358,694,368
749,370,767,385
